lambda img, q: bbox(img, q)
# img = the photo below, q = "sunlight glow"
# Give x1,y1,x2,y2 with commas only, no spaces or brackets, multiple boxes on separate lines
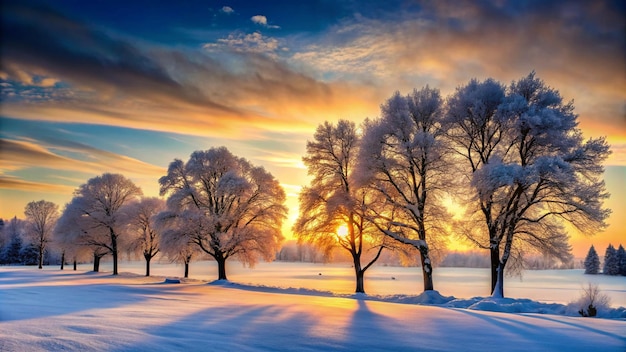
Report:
337,225,349,238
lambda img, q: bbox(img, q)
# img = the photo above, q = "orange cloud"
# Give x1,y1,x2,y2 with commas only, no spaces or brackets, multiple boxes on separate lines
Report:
0,138,164,179
0,175,75,194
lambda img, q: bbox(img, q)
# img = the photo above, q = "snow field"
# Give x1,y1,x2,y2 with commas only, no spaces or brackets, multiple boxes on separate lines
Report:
1,263,625,351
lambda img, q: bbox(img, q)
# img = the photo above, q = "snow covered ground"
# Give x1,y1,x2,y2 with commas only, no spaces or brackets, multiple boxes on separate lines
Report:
1,261,625,351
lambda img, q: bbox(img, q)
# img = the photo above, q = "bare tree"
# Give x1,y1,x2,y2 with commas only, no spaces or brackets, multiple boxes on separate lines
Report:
24,200,59,269
446,72,610,297
122,197,165,276
56,173,142,275
158,147,287,280
358,87,452,292
294,120,387,293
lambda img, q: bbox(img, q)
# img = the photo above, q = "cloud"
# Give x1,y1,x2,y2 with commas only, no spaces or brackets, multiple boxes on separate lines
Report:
220,6,234,14
204,32,282,54
252,150,306,170
251,14,280,29
251,15,267,25
0,175,75,194
0,138,164,180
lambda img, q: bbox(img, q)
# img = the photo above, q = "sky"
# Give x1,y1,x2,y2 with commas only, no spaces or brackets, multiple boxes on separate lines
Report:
1,0,624,258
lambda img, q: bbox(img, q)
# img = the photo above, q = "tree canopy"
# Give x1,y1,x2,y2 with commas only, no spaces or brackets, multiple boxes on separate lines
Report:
56,173,142,275
158,147,287,280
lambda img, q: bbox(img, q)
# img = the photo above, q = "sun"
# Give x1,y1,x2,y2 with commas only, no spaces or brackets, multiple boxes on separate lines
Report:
337,225,349,238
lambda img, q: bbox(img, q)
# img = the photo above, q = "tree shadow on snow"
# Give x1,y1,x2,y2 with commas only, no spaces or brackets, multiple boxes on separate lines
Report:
128,304,323,351
523,314,625,342
453,309,623,351
0,269,178,322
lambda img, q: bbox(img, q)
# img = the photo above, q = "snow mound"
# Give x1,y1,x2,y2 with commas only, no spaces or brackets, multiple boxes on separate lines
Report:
468,297,566,314
381,290,455,305
208,280,337,297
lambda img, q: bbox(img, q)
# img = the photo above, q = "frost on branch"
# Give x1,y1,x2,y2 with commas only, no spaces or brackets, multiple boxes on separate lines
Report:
382,229,427,250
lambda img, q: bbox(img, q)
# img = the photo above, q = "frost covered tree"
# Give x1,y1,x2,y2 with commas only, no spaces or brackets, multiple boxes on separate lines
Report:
156,207,199,279
583,245,600,275
446,72,610,297
56,173,142,275
358,87,452,292
24,200,59,269
55,211,103,272
158,147,287,280
602,244,619,275
445,77,510,293
122,197,165,276
294,120,387,294
161,236,197,278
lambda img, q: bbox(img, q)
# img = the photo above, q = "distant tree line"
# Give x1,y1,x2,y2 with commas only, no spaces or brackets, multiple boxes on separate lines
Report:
0,72,611,300
583,244,626,276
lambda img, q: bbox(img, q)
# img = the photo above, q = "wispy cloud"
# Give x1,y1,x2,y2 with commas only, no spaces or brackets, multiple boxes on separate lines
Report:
0,138,164,180
253,151,306,170
0,175,76,193
204,32,284,54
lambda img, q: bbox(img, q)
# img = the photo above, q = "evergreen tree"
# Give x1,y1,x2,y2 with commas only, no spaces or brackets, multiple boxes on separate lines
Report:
1,217,26,264
617,244,626,276
5,235,23,264
603,244,619,275
20,242,39,265
583,245,600,275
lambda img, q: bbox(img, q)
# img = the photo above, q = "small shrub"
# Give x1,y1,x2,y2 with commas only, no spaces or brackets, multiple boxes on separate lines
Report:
578,304,597,317
569,283,611,318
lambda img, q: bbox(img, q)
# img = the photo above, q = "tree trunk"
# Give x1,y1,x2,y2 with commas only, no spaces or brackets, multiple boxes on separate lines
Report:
112,250,118,275
38,246,44,269
184,254,191,278
216,253,227,280
490,242,499,294
60,251,65,270
93,254,101,272
144,254,151,277
492,262,505,298
353,258,365,293
420,248,434,291
111,229,118,275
